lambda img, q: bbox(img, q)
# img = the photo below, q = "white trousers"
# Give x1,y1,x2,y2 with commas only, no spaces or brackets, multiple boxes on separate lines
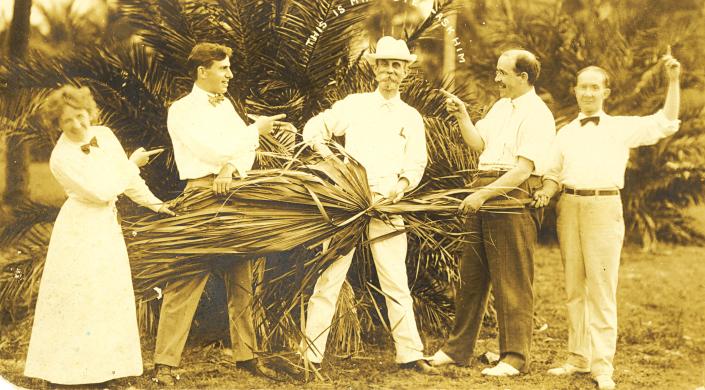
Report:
302,216,424,364
556,194,624,377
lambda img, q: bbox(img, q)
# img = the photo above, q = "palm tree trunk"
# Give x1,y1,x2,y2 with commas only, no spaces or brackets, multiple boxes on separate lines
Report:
3,0,32,204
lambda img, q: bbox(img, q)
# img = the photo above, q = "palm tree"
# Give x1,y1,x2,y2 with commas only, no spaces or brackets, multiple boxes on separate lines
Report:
1,0,467,355
2,0,704,358
3,0,32,206
454,0,705,248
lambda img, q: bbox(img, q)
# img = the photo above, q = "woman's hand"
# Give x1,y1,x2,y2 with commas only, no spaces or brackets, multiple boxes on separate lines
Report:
130,147,164,168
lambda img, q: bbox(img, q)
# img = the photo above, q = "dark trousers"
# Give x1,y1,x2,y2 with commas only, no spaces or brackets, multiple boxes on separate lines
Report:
154,177,256,367
444,206,542,370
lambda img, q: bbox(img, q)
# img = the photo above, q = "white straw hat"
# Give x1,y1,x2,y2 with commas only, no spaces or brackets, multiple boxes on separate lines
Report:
364,36,417,65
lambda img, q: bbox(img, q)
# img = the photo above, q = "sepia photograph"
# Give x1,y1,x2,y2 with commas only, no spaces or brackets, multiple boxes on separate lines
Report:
0,0,704,389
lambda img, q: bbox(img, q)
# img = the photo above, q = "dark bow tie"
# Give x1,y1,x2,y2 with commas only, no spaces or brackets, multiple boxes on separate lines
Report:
580,116,600,127
208,93,225,106
80,136,99,154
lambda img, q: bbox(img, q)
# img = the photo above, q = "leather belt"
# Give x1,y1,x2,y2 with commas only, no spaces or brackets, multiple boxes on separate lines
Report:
563,187,620,196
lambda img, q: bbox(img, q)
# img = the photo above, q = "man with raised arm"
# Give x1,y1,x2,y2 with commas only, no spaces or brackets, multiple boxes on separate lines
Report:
533,52,681,390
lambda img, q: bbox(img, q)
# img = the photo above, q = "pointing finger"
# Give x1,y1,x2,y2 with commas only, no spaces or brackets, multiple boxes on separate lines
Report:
268,113,287,121
438,88,458,99
145,148,164,156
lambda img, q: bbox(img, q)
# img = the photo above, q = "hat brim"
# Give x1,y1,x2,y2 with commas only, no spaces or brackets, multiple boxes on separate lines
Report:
364,52,417,65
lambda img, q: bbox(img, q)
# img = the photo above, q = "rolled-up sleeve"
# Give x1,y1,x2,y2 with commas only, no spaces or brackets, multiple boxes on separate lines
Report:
542,136,564,185
303,98,351,146
516,105,556,175
619,110,680,148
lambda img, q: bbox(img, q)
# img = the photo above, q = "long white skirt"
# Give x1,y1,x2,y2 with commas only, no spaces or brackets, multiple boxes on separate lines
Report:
24,198,143,384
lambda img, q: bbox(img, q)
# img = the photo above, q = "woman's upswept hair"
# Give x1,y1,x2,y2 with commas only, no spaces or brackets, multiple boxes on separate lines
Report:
40,85,98,129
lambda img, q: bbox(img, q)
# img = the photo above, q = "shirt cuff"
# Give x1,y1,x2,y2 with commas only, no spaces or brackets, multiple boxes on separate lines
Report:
542,174,561,186
399,172,422,191
653,109,681,128
246,124,261,149
226,159,249,178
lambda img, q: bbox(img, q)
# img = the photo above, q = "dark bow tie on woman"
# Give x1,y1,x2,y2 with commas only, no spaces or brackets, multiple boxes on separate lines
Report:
80,136,99,154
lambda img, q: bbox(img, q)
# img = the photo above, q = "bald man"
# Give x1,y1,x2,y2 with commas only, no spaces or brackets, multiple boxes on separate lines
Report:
430,49,556,377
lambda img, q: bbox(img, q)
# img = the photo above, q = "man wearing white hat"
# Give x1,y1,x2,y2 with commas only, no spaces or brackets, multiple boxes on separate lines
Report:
299,36,435,374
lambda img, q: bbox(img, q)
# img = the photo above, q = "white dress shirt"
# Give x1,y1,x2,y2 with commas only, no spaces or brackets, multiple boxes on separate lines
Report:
302,90,427,196
544,110,680,189
476,87,556,175
167,85,259,180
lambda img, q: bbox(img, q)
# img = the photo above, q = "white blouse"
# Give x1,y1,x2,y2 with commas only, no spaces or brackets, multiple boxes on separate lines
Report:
50,125,162,210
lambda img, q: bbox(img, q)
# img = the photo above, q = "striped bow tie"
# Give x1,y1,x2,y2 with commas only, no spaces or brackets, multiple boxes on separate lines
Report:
208,93,225,106
80,136,99,154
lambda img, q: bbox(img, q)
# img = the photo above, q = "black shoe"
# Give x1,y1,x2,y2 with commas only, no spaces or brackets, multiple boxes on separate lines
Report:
238,359,282,381
399,359,440,375
152,364,178,386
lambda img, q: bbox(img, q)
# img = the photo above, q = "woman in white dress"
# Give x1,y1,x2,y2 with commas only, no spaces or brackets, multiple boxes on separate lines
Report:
23,85,174,385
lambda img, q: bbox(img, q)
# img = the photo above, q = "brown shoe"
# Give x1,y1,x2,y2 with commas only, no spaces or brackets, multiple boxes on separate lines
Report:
152,364,178,386
238,359,282,381
400,360,440,375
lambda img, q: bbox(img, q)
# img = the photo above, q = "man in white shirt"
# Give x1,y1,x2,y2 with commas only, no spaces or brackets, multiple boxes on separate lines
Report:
533,54,681,390
153,42,285,384
429,50,556,377
299,36,436,375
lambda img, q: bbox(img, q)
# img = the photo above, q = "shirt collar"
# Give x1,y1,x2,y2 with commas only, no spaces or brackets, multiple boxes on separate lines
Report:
373,89,402,107
191,84,221,101
509,87,537,109
60,126,95,146
577,110,606,120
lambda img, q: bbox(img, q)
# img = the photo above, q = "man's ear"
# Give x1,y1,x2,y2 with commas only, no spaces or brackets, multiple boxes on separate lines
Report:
520,72,529,83
603,88,611,100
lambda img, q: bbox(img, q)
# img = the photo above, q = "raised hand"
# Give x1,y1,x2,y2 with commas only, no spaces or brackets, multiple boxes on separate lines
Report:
662,45,681,82
439,89,469,119
129,147,164,168
247,113,288,135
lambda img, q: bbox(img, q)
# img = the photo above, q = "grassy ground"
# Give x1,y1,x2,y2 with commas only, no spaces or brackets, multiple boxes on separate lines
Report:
1,245,705,389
